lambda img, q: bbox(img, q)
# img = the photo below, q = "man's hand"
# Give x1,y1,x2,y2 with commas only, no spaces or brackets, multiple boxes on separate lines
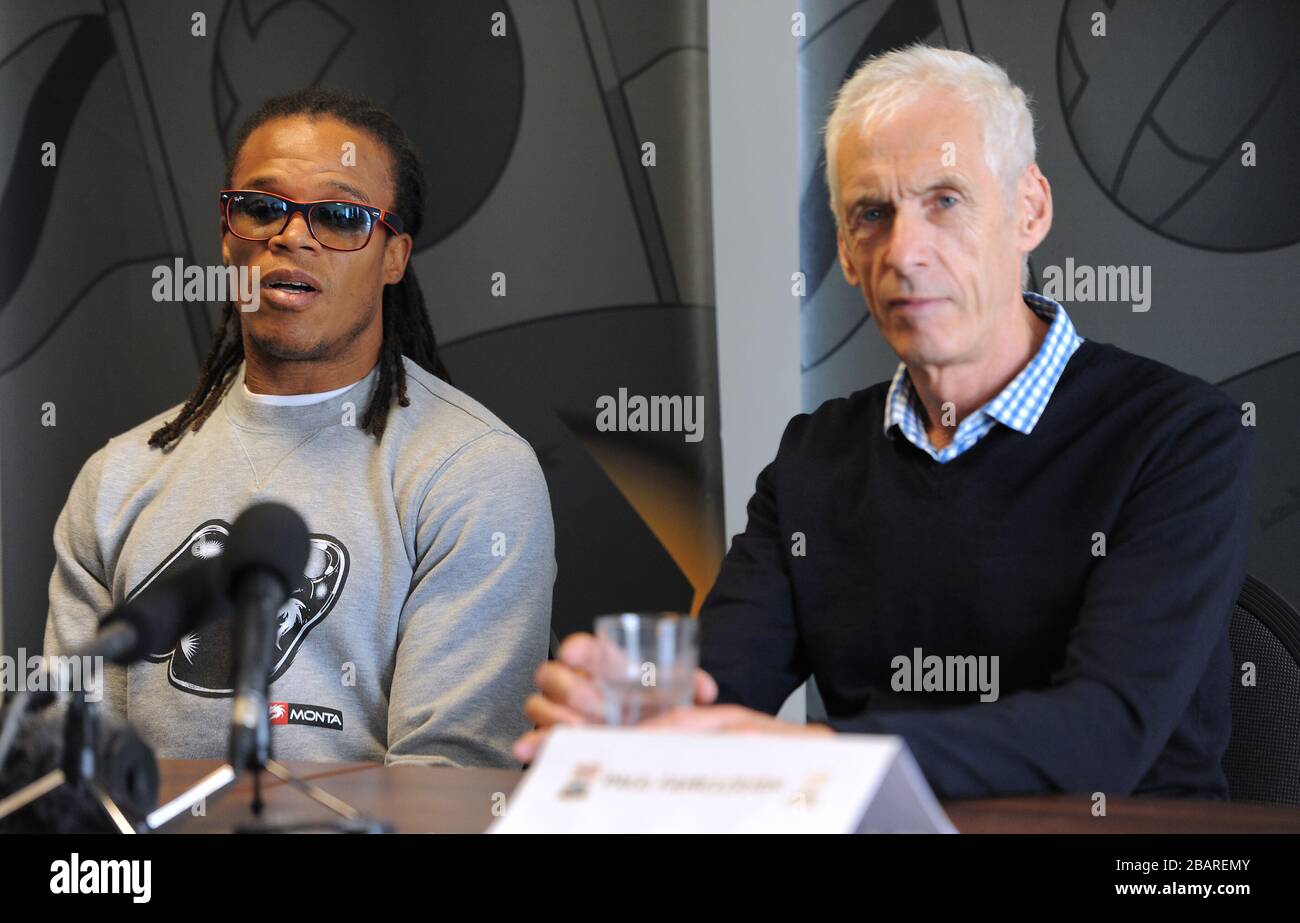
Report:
639,704,836,737
513,631,720,763
514,633,834,762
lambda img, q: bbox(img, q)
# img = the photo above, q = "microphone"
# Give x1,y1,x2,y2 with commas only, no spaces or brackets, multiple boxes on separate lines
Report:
0,701,159,833
0,552,222,829
88,557,230,665
17,557,232,716
224,503,310,771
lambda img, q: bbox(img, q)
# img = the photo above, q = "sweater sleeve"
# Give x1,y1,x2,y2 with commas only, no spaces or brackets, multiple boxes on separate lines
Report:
830,396,1255,799
42,446,128,716
385,429,555,768
699,417,811,714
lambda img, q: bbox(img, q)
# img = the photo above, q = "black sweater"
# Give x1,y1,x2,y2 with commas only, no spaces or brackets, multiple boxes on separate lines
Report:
699,339,1254,799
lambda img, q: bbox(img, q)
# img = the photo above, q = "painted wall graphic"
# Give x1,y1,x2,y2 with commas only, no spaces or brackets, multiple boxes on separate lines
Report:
797,0,1299,612
0,0,723,656
4,0,1294,664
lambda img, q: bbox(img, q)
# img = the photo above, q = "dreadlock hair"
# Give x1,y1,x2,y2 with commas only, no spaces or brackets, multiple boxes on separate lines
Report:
148,88,450,450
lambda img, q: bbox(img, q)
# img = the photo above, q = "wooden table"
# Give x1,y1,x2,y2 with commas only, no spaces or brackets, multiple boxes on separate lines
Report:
155,759,1300,833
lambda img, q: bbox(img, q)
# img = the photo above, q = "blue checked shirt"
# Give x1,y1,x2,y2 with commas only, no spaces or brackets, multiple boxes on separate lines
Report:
883,292,1083,463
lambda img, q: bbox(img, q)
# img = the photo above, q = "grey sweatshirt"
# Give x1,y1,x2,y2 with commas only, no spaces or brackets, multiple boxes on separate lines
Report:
43,357,555,768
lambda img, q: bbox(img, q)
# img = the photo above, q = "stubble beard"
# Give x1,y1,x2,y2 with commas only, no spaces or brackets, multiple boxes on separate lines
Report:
245,298,380,364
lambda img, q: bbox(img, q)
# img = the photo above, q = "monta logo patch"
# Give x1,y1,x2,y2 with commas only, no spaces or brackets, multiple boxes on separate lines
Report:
268,701,342,729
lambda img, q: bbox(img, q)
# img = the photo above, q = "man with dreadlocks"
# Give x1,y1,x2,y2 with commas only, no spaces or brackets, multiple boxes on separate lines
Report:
43,89,555,769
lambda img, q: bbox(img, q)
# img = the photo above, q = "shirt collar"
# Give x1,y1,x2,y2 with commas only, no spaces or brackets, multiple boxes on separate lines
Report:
223,360,383,433
882,292,1083,440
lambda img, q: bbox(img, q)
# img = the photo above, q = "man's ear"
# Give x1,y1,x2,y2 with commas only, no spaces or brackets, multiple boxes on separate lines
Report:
220,234,231,268
1016,163,1053,255
837,224,860,287
382,232,413,286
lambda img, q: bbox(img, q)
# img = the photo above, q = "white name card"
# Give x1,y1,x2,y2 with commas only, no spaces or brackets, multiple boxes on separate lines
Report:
491,727,956,834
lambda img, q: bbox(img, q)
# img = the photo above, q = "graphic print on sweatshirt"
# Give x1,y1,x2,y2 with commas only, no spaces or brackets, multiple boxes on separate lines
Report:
129,519,350,697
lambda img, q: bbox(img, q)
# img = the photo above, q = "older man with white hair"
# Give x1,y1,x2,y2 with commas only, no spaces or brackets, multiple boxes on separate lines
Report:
518,45,1253,800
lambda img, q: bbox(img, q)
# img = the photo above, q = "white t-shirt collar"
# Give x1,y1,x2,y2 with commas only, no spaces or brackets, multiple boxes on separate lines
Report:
241,370,372,406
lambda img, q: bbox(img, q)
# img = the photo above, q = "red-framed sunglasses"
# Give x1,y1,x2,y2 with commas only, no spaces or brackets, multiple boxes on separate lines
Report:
220,189,406,252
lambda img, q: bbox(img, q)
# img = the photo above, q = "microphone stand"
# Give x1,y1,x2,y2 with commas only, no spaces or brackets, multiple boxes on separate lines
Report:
149,573,386,834
145,752,385,833
0,691,378,833
145,720,388,834
0,691,148,833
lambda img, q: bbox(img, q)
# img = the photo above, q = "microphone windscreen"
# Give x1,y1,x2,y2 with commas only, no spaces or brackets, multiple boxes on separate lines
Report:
222,502,310,593
100,557,229,662
0,702,157,832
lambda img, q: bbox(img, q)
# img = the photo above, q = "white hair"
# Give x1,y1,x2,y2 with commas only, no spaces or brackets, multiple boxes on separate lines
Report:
823,44,1037,223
